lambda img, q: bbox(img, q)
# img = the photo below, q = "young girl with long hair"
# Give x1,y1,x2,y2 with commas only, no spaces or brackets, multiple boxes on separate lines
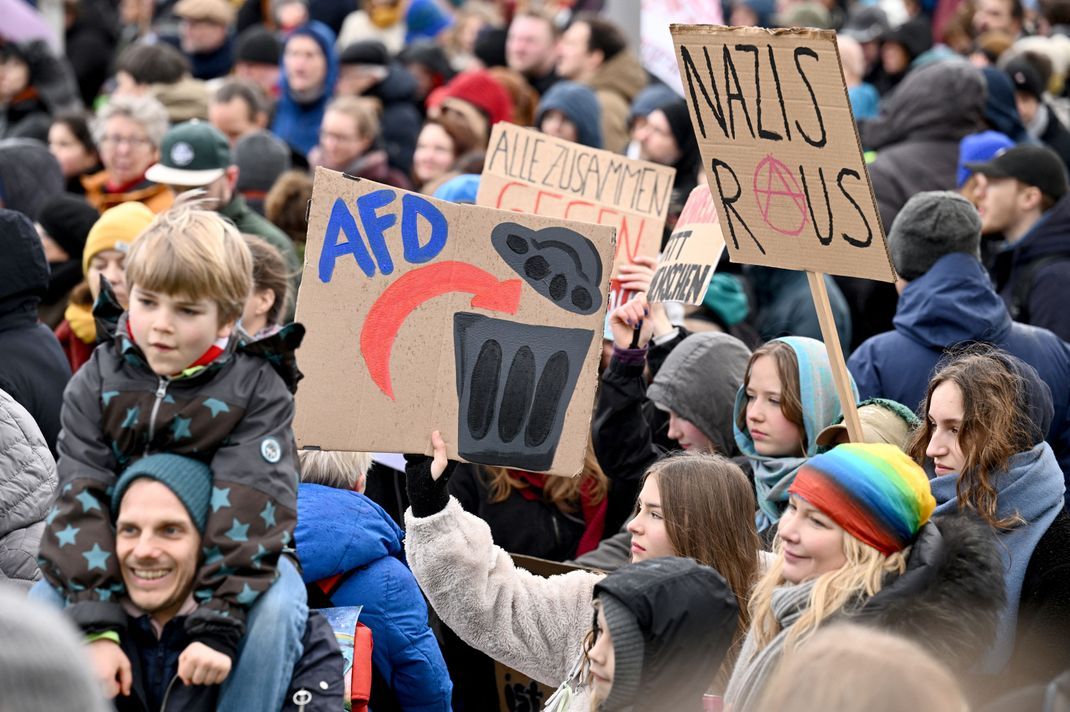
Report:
403,433,762,711
724,442,1003,711
909,348,1070,683
732,337,857,533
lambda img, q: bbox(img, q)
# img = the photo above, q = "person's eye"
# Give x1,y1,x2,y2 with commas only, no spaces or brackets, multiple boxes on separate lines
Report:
810,516,828,529
164,526,182,536
180,308,199,316
745,391,756,401
650,511,663,521
138,297,155,307
118,525,137,536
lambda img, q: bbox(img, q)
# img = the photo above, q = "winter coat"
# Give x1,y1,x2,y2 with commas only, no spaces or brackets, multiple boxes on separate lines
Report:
272,22,339,157
405,498,603,712
584,50,647,155
990,192,1070,342
0,209,72,456
64,0,118,105
38,292,304,658
187,35,235,81
0,387,56,589
1037,104,1070,169
0,40,82,140
295,483,453,712
218,193,302,310
849,252,1070,489
116,609,344,712
746,266,852,353
449,464,588,561
848,59,986,347
0,138,65,221
365,63,423,176
81,170,175,214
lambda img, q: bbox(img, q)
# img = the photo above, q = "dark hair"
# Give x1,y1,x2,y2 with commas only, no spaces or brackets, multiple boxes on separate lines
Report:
574,13,627,62
243,234,291,327
116,42,189,85
1009,0,1026,21
213,79,267,121
265,170,313,244
1021,50,1054,88
50,110,98,155
1043,0,1070,26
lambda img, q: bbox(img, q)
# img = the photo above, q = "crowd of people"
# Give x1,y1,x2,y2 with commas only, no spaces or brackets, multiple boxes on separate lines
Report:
3,0,1070,709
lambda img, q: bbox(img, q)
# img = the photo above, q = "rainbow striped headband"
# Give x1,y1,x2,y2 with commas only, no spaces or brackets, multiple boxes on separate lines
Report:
788,443,936,555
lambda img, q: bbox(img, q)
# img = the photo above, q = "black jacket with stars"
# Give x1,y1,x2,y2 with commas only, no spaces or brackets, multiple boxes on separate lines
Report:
38,295,305,659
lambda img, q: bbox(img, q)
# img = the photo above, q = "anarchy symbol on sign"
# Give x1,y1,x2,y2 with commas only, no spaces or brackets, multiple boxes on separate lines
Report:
752,155,809,236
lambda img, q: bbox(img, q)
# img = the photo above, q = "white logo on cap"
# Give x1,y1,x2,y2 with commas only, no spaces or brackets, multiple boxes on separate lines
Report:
171,142,195,166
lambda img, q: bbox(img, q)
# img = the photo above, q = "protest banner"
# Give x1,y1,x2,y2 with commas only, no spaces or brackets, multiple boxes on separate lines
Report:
648,185,725,305
671,25,883,440
640,0,724,95
476,122,676,313
294,168,616,476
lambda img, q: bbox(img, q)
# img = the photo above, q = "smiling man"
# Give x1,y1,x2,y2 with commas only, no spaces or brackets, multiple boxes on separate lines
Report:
98,454,344,712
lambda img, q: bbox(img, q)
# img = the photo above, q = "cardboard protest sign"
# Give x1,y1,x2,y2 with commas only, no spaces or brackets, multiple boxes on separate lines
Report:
648,185,725,304
294,168,616,476
641,0,724,95
670,25,895,283
476,122,675,281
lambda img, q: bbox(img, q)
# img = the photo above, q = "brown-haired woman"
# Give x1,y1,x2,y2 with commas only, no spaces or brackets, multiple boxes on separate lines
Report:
411,113,479,195
909,346,1070,687
240,235,292,339
404,436,763,709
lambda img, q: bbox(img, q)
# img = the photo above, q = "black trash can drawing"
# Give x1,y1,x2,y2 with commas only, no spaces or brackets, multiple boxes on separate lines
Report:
454,312,594,472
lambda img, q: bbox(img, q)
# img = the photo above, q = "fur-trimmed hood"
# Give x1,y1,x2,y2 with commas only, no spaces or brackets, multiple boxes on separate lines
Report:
847,512,1006,671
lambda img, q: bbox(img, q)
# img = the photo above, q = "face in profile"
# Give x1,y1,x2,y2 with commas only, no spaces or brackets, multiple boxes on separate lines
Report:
627,475,674,562
587,601,615,702
925,381,966,476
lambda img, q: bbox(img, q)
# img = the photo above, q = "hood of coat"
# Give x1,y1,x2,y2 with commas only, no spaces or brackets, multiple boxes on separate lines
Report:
859,59,985,150
646,332,752,456
848,512,1005,671
586,50,647,103
296,483,404,581
0,208,49,313
0,138,64,221
894,252,1013,349
367,61,419,105
1008,192,1070,266
593,557,738,709
0,389,56,538
279,22,339,105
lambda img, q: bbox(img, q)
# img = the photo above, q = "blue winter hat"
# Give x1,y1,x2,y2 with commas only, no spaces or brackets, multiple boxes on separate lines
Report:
957,130,1015,187
112,454,214,534
536,81,603,149
432,173,480,204
629,83,679,124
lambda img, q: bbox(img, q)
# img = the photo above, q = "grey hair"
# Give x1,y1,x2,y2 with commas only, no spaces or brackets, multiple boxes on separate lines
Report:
298,450,373,490
93,95,171,148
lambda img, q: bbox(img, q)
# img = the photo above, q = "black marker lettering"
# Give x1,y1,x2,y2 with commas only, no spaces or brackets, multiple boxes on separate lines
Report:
799,165,833,246
679,45,728,140
767,45,791,141
711,158,764,254
793,47,826,148
737,44,781,141
722,45,755,140
837,168,873,247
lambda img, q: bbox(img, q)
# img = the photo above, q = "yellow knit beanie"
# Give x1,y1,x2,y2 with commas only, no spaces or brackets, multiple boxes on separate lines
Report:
82,202,156,275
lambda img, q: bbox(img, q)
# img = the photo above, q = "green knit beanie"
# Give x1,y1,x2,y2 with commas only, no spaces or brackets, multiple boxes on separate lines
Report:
111,454,213,534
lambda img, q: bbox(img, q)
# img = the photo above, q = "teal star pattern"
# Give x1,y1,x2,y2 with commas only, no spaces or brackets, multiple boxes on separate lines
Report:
55,525,80,547
82,544,111,571
62,483,72,493
210,487,231,512
95,586,114,602
101,391,119,406
171,416,192,441
75,491,101,513
111,441,129,467
259,501,277,529
195,587,213,602
280,530,290,546
252,544,269,569
45,507,59,526
122,407,140,428
203,398,230,417
224,518,249,542
236,584,259,606
203,546,224,565
163,394,176,404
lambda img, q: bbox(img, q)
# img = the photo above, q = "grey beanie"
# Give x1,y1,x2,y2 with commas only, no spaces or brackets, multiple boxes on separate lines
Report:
235,130,292,194
598,592,645,709
888,191,981,281
646,332,752,455
0,584,109,711
112,454,214,534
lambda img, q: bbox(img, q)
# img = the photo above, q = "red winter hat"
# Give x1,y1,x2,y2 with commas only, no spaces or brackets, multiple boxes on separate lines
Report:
439,70,513,126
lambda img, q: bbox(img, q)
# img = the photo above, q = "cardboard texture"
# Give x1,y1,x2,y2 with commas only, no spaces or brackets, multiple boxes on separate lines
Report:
670,25,896,282
476,122,676,279
641,0,724,95
649,185,725,304
294,168,616,476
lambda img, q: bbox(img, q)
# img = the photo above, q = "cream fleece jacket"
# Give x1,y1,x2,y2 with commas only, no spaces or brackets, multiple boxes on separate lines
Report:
405,498,603,711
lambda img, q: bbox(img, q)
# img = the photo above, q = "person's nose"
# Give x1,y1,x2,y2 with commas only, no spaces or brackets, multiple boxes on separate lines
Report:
131,533,160,560
626,516,642,536
926,431,947,460
748,401,764,423
778,509,799,543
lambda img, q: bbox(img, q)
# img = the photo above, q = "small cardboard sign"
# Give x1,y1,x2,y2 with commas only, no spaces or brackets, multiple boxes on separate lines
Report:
476,122,676,278
648,185,725,304
670,25,895,283
294,168,616,476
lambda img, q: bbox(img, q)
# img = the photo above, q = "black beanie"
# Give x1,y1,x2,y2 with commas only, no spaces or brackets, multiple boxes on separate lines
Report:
36,194,98,262
340,40,390,67
235,26,282,65
473,27,507,69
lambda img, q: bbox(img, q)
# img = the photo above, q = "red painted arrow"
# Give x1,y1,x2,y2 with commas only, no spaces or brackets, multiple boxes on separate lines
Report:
361,261,523,400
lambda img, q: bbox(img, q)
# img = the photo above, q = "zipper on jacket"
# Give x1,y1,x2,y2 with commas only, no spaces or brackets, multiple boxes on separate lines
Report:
147,377,170,443
551,514,562,547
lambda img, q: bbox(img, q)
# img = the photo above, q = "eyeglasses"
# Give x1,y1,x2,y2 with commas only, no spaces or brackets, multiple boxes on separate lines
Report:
99,134,153,148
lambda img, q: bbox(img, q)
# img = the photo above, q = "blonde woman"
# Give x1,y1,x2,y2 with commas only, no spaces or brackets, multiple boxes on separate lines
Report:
724,443,1004,712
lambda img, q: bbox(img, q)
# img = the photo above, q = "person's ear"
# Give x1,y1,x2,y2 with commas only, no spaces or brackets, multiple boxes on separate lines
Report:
226,165,240,191
1021,185,1043,212
217,317,236,339
253,287,275,318
255,110,268,129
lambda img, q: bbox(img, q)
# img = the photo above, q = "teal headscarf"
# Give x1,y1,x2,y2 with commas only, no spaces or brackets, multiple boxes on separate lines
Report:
732,336,858,531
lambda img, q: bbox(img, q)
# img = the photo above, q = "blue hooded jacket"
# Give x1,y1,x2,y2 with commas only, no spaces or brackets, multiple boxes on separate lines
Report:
849,252,1070,497
296,483,452,711
272,22,338,157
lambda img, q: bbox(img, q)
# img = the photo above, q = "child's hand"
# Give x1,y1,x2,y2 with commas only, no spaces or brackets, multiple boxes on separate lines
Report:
177,641,232,686
404,430,458,518
617,255,658,294
609,293,653,350
87,638,132,699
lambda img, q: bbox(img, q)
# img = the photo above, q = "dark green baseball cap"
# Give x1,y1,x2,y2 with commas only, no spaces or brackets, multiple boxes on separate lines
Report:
146,119,232,187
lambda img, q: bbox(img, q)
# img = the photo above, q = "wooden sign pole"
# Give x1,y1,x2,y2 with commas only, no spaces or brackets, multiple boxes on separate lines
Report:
806,272,863,443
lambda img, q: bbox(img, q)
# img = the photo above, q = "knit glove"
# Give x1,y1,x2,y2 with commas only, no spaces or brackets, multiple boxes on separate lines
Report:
404,452,458,518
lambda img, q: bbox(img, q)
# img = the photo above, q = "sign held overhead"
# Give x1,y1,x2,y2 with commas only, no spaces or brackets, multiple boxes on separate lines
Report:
648,185,725,305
